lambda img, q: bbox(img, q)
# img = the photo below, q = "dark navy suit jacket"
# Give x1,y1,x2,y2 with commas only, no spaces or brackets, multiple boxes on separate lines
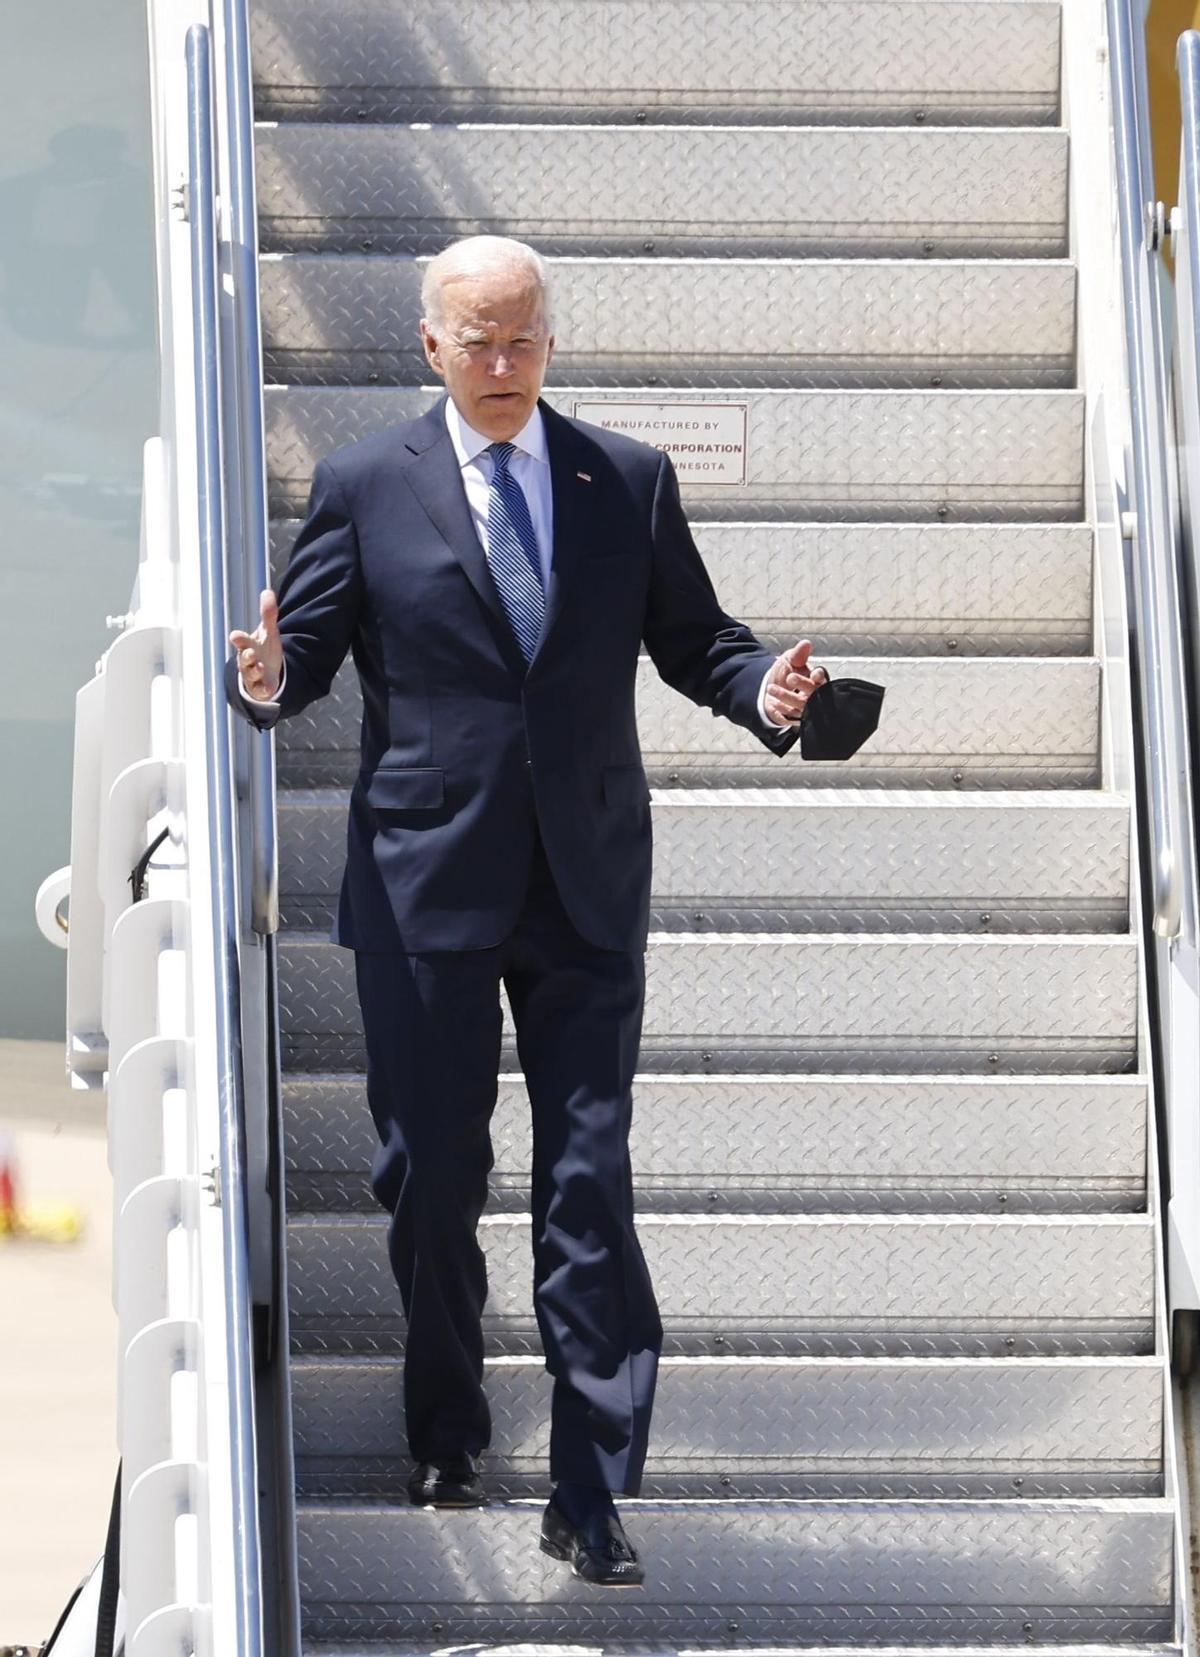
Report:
226,395,801,952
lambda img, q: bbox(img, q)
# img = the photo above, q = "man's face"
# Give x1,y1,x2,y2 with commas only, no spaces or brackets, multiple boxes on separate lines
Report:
420,264,555,441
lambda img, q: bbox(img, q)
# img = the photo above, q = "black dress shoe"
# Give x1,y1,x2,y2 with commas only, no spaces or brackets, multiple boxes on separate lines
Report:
539,1488,645,1586
407,1452,485,1506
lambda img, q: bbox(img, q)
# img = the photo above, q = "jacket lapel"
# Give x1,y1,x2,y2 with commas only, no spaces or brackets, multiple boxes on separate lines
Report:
525,399,591,677
401,398,528,680
401,395,596,681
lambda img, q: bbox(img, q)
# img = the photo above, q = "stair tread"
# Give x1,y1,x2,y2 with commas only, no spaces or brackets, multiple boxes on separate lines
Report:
260,252,1076,390
254,122,1067,260
292,1495,1174,1643
252,0,1061,128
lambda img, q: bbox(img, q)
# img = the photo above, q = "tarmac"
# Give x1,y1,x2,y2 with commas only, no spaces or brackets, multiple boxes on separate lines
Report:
0,1037,117,1647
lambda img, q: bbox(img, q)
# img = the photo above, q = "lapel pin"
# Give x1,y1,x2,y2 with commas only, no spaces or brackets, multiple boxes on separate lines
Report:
577,471,592,482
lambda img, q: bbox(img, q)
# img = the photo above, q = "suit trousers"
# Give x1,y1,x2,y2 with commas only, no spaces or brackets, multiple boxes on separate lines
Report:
352,817,664,1494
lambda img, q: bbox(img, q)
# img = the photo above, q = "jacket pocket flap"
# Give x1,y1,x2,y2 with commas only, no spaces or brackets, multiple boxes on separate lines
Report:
602,764,651,808
363,766,445,810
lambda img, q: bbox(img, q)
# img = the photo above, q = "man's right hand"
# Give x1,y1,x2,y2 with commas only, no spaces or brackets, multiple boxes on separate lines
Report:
229,588,284,700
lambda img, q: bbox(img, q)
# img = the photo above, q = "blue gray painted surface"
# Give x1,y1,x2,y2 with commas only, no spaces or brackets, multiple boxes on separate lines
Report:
0,5,156,1036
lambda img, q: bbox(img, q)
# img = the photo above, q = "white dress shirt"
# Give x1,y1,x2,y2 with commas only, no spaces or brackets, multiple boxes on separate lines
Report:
241,397,781,730
445,397,555,587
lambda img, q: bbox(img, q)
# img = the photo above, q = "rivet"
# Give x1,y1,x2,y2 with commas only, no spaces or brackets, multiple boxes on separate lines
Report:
979,912,991,925
946,637,959,650
644,240,656,252
989,1053,1000,1065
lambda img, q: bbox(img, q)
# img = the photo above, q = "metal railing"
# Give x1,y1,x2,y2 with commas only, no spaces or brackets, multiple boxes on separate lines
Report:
1158,28,1200,1354
1102,0,1200,1384
1174,32,1200,792
186,22,265,1654
1105,0,1194,942
220,0,278,937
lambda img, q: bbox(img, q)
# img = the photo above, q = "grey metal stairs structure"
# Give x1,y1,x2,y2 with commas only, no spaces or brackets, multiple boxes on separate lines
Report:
245,0,1188,1648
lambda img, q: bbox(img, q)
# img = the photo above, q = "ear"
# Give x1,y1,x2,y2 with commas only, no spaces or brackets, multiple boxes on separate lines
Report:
420,319,444,378
544,331,556,370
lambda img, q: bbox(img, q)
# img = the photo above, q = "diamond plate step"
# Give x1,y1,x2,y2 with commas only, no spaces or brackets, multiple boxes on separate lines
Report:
264,384,1085,521
251,0,1062,127
254,124,1068,258
303,1648,1185,1657
290,1353,1164,1498
292,1496,1175,1644
286,1212,1156,1356
278,787,1128,937
260,254,1076,389
282,1072,1147,1217
272,654,1099,790
268,518,1094,656
277,930,1138,1076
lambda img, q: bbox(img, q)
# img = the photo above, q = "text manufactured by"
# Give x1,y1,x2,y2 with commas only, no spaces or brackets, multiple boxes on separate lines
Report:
571,401,748,485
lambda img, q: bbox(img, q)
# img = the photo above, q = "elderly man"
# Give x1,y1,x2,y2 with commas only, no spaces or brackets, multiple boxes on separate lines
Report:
228,235,827,1586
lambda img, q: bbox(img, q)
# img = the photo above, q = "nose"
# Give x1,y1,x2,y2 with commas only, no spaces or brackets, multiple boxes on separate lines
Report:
487,347,515,377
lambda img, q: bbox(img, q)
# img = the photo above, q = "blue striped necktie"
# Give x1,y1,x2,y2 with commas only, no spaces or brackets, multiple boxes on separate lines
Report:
485,441,545,662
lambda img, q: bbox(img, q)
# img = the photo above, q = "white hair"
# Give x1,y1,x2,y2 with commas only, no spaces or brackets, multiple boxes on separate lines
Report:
420,235,554,334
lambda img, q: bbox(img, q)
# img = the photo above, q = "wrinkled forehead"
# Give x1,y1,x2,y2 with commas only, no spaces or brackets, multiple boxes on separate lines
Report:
432,262,548,330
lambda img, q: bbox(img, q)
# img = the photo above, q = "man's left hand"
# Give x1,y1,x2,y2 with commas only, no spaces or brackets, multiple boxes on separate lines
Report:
763,638,830,727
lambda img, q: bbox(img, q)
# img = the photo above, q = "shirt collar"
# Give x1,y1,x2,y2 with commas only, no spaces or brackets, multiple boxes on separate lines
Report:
444,395,548,469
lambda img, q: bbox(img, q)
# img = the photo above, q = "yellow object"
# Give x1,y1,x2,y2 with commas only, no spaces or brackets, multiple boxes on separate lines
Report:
1,1201,85,1244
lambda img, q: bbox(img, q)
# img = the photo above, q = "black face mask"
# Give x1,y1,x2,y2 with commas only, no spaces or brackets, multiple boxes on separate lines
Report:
798,675,886,761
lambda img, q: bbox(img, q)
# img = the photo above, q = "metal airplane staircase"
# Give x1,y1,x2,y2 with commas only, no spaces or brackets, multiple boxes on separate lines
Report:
241,0,1189,1648
67,0,1200,1648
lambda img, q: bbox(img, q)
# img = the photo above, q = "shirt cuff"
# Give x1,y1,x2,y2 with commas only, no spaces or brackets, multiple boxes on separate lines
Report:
757,661,780,729
237,659,285,710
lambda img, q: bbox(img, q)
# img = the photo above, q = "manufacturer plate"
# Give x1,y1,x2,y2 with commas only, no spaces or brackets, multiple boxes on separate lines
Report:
572,400,748,485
